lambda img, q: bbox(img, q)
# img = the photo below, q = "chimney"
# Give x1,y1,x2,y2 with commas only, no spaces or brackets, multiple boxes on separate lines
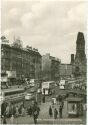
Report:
71,54,74,64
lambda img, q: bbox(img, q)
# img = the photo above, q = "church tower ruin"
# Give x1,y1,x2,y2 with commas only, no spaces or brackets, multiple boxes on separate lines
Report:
73,32,87,77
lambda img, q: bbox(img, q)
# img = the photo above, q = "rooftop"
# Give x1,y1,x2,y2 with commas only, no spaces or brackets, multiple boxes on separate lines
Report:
1,43,41,56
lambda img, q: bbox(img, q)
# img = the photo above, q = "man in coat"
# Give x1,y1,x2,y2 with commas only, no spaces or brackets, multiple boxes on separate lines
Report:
49,106,53,117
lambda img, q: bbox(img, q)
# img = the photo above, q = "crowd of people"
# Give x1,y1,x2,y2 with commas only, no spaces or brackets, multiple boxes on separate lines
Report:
1,101,40,124
1,93,86,124
49,101,64,119
1,99,64,124
1,102,25,124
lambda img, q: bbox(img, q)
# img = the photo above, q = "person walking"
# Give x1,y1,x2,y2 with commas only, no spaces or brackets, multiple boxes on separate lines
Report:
21,106,25,116
10,115,14,124
3,115,7,124
1,102,7,118
27,106,32,117
5,104,10,118
32,102,40,124
18,104,22,115
15,106,19,117
59,105,63,118
10,104,16,117
49,106,53,117
54,108,58,119
33,109,38,124
37,106,40,116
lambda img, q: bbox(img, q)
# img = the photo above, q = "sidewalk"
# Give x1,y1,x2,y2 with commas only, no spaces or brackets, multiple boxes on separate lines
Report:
2,116,84,124
2,101,85,124
38,118,84,124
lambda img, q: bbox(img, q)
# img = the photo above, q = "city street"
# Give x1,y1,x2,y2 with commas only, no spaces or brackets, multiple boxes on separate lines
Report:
1,4,87,124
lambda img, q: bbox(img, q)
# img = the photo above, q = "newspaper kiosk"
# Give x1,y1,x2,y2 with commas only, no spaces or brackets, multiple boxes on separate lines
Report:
64,97,83,118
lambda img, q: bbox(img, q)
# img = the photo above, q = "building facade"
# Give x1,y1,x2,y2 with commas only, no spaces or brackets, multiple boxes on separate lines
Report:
72,32,87,77
42,53,61,81
59,64,72,78
1,41,42,80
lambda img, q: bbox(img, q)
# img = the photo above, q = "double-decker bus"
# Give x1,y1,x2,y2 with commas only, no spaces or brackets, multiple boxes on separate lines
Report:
1,88,26,105
42,81,56,95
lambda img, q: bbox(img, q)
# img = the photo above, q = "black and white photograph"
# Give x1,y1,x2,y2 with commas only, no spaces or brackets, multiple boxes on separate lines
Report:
0,0,87,124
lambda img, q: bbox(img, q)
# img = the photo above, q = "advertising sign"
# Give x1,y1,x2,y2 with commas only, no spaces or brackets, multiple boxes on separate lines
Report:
42,82,49,89
6,71,16,78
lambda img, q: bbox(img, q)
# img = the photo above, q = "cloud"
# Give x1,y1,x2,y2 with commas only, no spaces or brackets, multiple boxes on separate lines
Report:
68,3,86,21
8,8,21,19
2,1,87,63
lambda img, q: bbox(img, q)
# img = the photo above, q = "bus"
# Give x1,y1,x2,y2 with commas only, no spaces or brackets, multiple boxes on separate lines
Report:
42,81,56,95
1,88,26,106
59,80,68,89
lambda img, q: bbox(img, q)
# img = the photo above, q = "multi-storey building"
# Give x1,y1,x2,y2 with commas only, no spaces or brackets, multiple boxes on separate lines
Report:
1,38,42,80
59,64,72,78
42,53,61,81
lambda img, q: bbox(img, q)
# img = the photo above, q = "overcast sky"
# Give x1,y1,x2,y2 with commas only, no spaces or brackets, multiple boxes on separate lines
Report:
1,0,87,63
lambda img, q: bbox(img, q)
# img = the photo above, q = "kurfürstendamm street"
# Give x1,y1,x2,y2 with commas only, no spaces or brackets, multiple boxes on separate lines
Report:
0,0,87,124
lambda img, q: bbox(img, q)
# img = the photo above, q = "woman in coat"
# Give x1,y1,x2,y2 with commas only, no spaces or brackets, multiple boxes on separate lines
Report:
54,108,58,119
49,106,53,117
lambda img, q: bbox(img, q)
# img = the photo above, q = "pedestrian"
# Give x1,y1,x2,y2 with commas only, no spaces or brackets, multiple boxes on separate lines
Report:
21,106,25,116
10,115,14,124
27,106,32,117
37,106,40,116
5,104,10,118
54,108,58,119
33,109,38,124
10,103,15,118
61,101,64,109
59,105,63,118
15,106,19,117
49,106,53,117
18,104,22,115
3,115,7,124
1,102,7,118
